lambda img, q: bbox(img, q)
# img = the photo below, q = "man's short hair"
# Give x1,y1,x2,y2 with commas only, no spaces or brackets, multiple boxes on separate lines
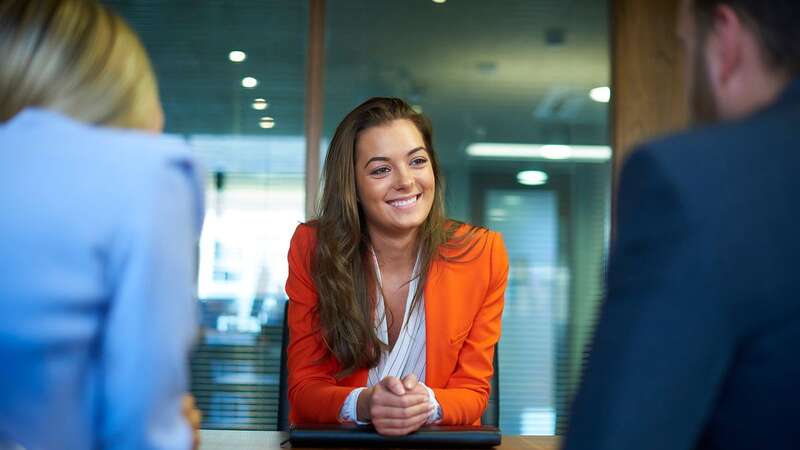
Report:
694,0,800,77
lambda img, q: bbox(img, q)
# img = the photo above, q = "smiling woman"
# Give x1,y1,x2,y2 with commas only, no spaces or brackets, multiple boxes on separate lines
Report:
285,97,510,435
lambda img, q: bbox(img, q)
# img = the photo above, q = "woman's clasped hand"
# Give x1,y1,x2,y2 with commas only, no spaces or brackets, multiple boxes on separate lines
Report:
357,374,434,435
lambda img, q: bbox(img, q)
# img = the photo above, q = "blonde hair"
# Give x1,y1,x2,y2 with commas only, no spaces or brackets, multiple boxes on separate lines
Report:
0,0,161,130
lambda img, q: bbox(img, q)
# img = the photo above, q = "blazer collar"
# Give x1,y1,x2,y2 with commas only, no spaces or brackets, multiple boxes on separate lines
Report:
770,77,800,111
423,257,444,387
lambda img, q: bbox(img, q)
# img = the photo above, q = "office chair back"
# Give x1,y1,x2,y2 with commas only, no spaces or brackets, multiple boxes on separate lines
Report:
276,300,290,431
481,347,500,427
276,300,500,429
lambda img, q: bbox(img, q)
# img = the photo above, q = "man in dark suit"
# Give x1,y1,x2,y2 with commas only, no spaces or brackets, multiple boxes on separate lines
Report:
563,1,800,450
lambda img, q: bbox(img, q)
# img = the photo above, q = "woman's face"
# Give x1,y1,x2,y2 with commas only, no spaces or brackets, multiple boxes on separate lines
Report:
354,119,435,237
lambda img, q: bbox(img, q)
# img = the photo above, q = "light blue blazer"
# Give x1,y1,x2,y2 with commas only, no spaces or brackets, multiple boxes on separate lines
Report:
0,109,204,450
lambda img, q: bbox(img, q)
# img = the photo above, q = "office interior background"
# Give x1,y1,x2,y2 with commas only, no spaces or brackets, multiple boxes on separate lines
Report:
104,0,611,435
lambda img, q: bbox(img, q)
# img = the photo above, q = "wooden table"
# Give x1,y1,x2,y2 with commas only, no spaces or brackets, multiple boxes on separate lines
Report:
200,430,560,450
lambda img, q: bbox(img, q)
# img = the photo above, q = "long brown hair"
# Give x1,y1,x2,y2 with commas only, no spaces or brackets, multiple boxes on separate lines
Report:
312,97,483,376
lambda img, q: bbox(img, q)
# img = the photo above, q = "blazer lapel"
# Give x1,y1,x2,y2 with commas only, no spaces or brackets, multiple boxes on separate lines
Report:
424,257,444,387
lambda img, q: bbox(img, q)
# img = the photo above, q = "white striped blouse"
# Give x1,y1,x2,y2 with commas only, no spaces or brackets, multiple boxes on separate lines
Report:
338,249,442,424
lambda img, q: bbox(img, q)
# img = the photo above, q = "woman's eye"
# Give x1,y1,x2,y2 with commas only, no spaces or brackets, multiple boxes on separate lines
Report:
370,166,390,176
411,157,428,166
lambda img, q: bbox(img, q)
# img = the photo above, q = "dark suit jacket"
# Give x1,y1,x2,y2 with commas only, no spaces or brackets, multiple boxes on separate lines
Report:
563,78,800,450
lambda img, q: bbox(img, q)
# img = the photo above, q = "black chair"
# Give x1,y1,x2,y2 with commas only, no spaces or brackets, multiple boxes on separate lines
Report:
481,346,500,427
276,300,290,431
276,300,500,429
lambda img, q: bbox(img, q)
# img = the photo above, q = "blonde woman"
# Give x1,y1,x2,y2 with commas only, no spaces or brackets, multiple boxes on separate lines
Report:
0,1,202,449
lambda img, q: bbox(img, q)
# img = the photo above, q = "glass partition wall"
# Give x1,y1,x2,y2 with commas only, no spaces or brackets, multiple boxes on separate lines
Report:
324,0,610,434
107,0,609,433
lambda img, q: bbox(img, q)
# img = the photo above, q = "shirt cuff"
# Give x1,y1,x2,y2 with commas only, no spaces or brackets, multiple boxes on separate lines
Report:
339,387,370,424
420,382,442,424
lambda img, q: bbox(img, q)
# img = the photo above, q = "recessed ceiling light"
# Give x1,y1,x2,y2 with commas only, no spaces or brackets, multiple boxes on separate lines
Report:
228,50,247,63
517,170,548,186
589,86,611,103
241,77,258,88
252,98,268,110
259,117,275,129
432,0,446,3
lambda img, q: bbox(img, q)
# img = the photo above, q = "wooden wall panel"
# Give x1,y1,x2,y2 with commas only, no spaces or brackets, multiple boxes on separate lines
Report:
305,0,325,219
611,0,687,182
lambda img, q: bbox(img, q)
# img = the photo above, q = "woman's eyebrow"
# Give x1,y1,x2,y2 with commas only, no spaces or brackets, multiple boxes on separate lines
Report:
363,147,426,168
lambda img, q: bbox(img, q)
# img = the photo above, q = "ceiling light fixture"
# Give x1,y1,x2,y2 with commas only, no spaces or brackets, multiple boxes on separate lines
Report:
252,98,268,110
539,145,572,160
432,0,447,3
259,117,275,129
466,143,611,162
228,50,247,63
589,86,611,103
241,77,258,88
517,171,548,186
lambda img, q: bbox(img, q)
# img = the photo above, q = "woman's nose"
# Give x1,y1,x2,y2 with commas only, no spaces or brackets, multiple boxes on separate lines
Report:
394,168,414,190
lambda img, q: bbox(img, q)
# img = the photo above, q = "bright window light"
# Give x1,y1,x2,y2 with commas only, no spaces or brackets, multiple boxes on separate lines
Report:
228,50,247,62
517,170,548,186
466,143,611,162
589,86,611,103
241,77,258,88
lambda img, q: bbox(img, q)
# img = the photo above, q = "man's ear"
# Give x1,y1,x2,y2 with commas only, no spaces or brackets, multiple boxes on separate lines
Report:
706,4,745,88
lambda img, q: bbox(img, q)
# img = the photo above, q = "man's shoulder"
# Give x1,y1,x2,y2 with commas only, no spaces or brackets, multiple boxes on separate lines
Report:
622,106,798,215
638,105,799,170
620,105,800,241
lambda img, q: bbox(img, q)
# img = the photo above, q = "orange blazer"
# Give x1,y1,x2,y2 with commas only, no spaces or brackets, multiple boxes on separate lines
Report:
285,223,509,425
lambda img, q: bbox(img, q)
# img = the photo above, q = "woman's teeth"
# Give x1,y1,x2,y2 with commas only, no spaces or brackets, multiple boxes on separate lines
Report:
389,195,418,208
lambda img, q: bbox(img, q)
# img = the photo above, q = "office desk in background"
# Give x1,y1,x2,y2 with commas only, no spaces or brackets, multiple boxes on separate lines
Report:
200,430,560,450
